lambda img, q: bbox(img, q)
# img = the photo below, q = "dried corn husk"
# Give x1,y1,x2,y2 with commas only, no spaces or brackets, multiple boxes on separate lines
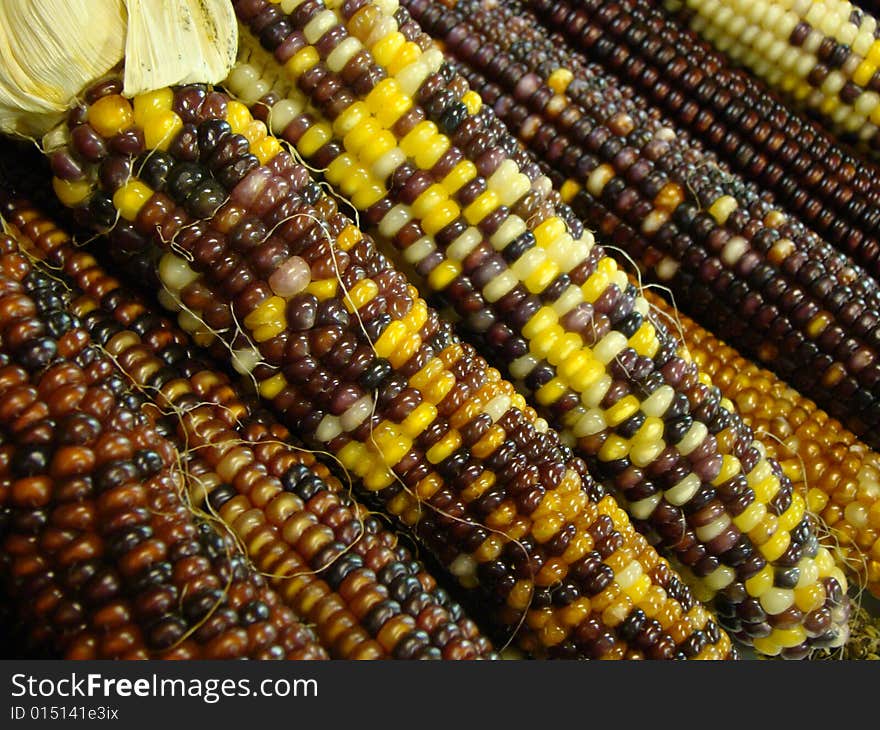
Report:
0,0,237,139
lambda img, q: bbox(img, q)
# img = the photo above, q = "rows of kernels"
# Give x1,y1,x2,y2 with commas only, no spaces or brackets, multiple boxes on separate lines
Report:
399,0,850,656
228,0,853,656
0,249,326,660
524,0,880,284
437,0,880,445
643,284,880,596
47,81,735,660
666,0,880,151
2,201,497,660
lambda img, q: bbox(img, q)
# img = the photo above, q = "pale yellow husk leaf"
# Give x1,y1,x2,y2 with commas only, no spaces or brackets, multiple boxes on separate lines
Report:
0,0,237,139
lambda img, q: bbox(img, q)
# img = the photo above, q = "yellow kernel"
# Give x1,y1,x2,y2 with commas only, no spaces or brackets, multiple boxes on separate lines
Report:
252,136,282,165
112,180,153,221
400,121,439,158
410,359,446,391
344,279,379,312
258,373,288,399
243,296,286,328
568,357,605,393
388,333,421,369
252,321,286,342
424,370,455,404
599,435,629,462
88,95,134,137
508,580,534,611
559,179,581,204
144,110,183,151
325,153,357,186
416,474,442,501
462,471,495,501
798,576,827,611
225,100,253,135
297,122,332,157
52,177,91,207
286,46,320,80
415,134,451,170
533,513,564,543
522,306,558,339
530,324,562,359
374,320,408,359
471,424,506,459
854,59,878,87
351,181,386,209
427,260,461,290
242,119,267,146
442,160,478,194
760,529,791,563
400,402,438,438
372,32,407,72
711,455,742,486
745,565,773,597
358,130,396,166
375,434,412,467
412,184,448,219
333,101,370,136
305,278,338,300
133,88,174,127
462,189,500,225
534,377,568,407
628,321,657,357
605,395,640,427
426,430,462,464
461,90,482,115
337,225,363,251
388,41,422,75
421,199,461,236
363,465,395,491
581,267,611,303
623,573,651,603
337,441,369,471
547,68,574,95
524,260,560,293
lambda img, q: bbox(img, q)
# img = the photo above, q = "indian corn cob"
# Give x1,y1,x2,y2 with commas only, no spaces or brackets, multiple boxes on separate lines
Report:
0,244,328,659
41,75,743,660
642,284,880,597
663,0,880,152
415,0,880,448
0,196,498,660
525,0,880,279
220,0,847,655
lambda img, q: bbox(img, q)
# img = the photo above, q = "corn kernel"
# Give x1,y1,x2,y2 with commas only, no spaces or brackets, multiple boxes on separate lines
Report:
421,199,460,236
88,95,134,137
113,180,153,221
427,260,460,290
344,279,379,312
400,403,437,438
372,33,407,72
337,225,363,251
258,373,288,399
285,46,320,80
426,431,462,464
462,190,500,225
133,88,174,127
442,160,478,193
461,90,482,115
141,109,183,151
305,278,338,300
52,177,91,207
252,136,282,165
297,122,332,157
